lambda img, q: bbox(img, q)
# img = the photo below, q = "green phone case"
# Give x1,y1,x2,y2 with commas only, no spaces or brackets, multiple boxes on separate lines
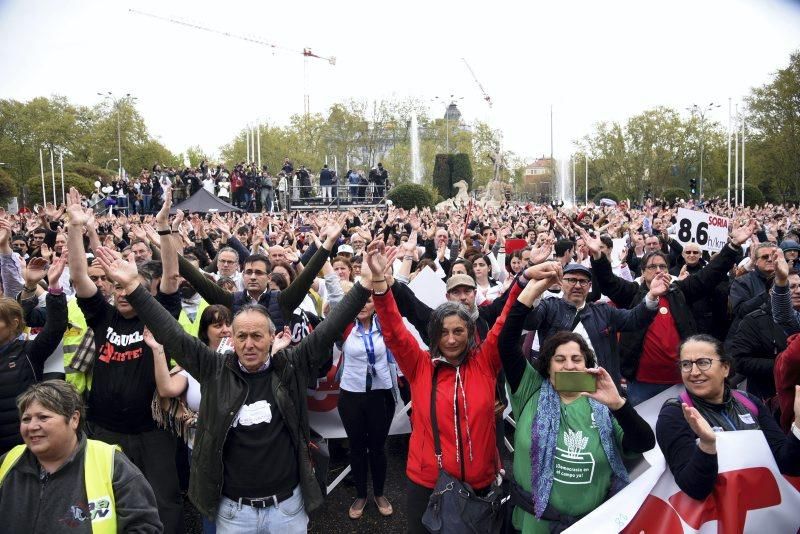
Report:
553,371,597,393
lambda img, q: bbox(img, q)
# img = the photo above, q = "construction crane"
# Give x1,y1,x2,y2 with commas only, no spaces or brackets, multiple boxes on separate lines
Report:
129,8,335,115
461,58,492,109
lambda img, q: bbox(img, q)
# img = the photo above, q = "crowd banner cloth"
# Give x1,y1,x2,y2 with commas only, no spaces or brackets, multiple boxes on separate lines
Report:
565,386,800,533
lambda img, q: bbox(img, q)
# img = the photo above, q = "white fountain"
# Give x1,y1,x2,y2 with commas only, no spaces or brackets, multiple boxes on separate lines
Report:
409,112,423,184
557,158,574,207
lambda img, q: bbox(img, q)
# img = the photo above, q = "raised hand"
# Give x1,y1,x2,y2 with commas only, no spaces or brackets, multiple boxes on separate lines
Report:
270,326,292,356
24,257,50,286
66,187,89,227
582,367,625,409
647,272,670,298
156,187,172,227
682,403,717,453
774,249,790,285
95,247,140,293
524,261,562,282
47,252,68,289
530,239,554,265
402,230,418,256
142,327,162,351
365,239,387,279
577,226,602,260
322,213,347,248
730,219,758,246
39,243,53,262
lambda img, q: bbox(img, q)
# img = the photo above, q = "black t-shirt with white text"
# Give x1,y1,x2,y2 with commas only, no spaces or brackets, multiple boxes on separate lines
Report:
222,366,299,499
78,289,181,434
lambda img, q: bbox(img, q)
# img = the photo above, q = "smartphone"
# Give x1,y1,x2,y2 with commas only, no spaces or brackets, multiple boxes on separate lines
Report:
299,225,312,232
553,371,596,393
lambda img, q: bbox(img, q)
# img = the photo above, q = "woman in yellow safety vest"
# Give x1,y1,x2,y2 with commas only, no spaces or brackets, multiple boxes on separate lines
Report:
0,380,162,533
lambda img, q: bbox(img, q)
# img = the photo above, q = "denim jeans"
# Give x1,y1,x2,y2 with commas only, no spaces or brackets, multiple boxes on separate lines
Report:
626,380,672,406
215,485,307,534
142,194,152,214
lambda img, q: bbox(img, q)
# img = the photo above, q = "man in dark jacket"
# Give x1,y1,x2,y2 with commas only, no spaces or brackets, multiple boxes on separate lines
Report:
319,164,333,201
669,242,716,335
726,302,787,401
582,222,754,405
524,262,666,387
728,242,779,339
99,236,372,530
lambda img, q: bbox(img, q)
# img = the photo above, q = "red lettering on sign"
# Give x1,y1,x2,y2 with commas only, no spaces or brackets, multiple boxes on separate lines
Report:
306,360,341,412
708,216,728,228
669,467,781,531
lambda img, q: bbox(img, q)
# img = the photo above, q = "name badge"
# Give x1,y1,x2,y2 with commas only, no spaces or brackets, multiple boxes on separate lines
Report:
659,307,669,315
738,412,755,425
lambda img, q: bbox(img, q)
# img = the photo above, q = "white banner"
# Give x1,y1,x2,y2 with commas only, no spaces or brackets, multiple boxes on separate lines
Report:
566,386,800,533
675,208,729,253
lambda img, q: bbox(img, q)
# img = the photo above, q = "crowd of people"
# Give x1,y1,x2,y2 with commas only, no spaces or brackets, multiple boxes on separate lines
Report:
89,159,390,216
0,184,799,533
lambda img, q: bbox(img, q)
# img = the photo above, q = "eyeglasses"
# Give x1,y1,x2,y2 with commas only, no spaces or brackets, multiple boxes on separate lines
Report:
684,251,700,255
678,358,721,372
757,254,774,261
645,264,669,271
218,259,237,265
562,278,590,287
244,269,268,276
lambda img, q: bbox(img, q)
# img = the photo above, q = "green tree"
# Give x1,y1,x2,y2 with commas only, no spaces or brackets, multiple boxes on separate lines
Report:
744,51,800,203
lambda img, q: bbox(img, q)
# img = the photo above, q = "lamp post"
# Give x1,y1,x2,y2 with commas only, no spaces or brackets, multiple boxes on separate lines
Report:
98,92,136,180
105,158,118,170
687,102,720,198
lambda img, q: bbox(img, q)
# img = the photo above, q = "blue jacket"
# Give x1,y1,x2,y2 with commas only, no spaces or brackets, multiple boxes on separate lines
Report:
523,295,657,386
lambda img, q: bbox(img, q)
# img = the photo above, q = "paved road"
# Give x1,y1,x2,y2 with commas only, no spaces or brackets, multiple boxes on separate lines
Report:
182,435,412,534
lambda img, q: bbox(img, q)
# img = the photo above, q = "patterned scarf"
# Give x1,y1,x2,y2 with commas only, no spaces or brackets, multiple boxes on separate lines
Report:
530,380,629,518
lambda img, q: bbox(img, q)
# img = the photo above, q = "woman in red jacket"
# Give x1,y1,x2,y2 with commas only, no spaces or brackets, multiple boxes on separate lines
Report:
365,240,556,533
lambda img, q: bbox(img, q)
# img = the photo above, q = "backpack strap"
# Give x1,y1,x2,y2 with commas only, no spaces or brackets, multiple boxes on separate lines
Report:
732,390,760,417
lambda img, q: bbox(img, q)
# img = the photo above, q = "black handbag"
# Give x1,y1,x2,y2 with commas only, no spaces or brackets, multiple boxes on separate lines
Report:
421,366,506,534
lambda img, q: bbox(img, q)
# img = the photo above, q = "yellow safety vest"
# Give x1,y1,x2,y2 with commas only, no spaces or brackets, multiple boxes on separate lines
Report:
177,298,209,337
0,439,119,533
63,299,89,393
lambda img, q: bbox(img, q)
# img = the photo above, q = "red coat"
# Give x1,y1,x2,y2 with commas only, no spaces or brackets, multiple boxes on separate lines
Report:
775,333,800,432
373,282,521,489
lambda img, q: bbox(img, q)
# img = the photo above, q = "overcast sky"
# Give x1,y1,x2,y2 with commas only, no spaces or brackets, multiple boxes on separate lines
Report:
1,0,799,165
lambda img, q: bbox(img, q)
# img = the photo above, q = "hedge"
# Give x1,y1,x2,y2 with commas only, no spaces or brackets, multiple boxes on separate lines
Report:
387,183,434,210
450,153,473,192
432,154,451,199
25,172,95,205
661,187,689,204
64,162,116,182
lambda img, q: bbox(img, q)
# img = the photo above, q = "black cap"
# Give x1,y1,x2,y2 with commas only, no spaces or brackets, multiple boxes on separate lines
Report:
563,263,591,278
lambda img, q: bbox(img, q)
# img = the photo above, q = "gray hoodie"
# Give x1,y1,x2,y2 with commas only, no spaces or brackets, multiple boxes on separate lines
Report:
0,433,162,533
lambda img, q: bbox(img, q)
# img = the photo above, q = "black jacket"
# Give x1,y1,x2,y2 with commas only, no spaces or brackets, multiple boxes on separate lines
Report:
0,292,67,455
725,303,786,400
590,243,742,380
728,268,772,339
126,282,371,518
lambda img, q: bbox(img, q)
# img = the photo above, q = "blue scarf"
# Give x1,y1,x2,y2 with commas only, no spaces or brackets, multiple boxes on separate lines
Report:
530,380,629,518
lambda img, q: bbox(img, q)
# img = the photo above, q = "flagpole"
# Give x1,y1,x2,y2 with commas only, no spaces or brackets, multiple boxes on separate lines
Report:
246,128,250,162
256,125,262,169
39,149,46,206
49,149,57,205
727,97,732,205
59,151,65,204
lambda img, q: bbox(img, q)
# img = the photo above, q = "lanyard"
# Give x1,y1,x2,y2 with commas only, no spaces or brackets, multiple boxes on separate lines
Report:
357,317,377,391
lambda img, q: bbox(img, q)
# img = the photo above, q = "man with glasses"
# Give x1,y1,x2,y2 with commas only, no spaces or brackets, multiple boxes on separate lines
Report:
729,242,779,338
583,222,755,404
214,248,244,291
523,262,666,387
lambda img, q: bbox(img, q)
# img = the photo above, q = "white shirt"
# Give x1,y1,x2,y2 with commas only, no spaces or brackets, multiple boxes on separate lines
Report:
339,318,393,393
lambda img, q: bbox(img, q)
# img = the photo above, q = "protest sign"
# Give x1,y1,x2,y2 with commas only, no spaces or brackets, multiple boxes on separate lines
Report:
675,208,729,253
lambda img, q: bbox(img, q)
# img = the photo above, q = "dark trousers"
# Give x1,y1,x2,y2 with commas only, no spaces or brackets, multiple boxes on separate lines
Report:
406,479,433,534
337,388,395,498
88,421,184,534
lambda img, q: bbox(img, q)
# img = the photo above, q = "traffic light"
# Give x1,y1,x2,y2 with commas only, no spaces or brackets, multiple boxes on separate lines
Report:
689,178,697,195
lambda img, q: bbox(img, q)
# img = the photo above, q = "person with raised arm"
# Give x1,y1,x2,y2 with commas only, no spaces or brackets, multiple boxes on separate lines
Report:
93,216,372,533
499,270,654,533
364,239,527,534
65,187,184,533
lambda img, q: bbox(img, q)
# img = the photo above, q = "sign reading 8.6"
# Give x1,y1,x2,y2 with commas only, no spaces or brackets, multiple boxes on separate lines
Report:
677,218,709,246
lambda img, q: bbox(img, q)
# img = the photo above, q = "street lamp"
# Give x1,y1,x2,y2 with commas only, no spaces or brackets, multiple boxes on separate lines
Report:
432,95,463,153
105,158,118,170
97,92,136,180
687,102,720,197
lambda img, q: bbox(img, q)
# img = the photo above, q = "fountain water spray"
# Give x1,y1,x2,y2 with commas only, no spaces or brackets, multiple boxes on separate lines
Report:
410,112,423,184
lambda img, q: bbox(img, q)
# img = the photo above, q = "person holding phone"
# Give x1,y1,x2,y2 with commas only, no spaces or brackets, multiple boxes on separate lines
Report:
499,273,655,534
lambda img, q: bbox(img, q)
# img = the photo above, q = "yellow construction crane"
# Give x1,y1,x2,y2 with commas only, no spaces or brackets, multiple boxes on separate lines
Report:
129,8,335,115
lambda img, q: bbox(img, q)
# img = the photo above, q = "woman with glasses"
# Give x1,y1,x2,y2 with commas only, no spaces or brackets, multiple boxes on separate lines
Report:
656,334,800,500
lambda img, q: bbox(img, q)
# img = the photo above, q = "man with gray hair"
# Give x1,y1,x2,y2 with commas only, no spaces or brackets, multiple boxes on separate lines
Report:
728,241,779,338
